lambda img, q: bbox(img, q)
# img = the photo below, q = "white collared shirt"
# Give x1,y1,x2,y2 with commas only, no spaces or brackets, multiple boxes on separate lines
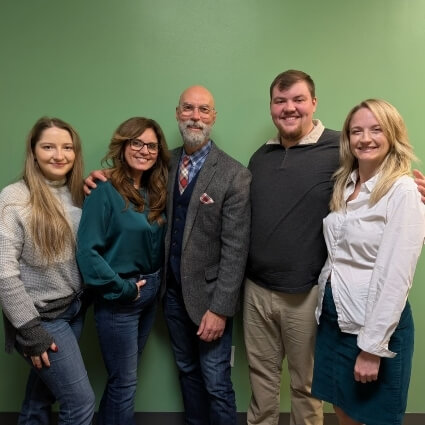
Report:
316,171,425,357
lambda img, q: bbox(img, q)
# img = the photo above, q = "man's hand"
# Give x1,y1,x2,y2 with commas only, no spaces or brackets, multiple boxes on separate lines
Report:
413,169,425,203
354,350,381,383
83,170,108,195
197,310,227,342
30,342,58,369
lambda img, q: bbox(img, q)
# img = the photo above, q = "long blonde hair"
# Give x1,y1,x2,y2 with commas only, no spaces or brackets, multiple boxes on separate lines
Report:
23,117,84,262
331,99,415,211
102,117,169,224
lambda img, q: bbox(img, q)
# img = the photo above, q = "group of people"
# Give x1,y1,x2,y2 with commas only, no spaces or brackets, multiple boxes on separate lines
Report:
0,69,424,425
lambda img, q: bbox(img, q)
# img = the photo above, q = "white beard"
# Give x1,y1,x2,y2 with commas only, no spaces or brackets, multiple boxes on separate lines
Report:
178,120,211,148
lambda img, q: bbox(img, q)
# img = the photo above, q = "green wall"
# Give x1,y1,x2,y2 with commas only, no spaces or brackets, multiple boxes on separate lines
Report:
1,0,425,413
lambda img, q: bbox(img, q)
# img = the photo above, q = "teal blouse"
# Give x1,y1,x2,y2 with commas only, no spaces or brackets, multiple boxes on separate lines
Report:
76,181,166,302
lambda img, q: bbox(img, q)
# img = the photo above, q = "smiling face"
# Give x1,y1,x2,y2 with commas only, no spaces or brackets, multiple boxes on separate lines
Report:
34,126,75,181
270,81,317,147
124,127,158,182
349,107,390,172
176,85,216,153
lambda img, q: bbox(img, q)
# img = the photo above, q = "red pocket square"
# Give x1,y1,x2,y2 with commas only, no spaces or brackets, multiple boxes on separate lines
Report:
200,193,214,204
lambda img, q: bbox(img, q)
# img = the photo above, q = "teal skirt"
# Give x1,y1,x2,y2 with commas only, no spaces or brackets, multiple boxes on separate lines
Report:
312,284,414,425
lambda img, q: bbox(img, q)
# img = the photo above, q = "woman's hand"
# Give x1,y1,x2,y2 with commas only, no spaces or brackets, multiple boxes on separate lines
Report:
30,342,58,369
354,350,381,383
133,279,146,300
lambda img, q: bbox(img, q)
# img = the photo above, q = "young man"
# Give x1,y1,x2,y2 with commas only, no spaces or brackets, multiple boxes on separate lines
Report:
244,70,339,425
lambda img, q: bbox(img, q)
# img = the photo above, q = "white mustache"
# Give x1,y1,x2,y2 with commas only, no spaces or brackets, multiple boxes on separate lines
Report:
184,120,205,130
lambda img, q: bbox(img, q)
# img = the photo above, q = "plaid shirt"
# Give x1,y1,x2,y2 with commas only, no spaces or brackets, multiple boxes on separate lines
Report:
178,140,212,185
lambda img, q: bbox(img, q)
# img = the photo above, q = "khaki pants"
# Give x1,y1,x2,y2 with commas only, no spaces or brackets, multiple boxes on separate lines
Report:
243,278,323,425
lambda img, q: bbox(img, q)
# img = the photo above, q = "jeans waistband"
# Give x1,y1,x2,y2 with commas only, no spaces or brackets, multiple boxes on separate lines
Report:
131,268,161,281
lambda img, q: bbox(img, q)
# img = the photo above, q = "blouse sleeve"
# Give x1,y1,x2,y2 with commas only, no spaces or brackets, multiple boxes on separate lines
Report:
357,184,425,357
76,183,138,302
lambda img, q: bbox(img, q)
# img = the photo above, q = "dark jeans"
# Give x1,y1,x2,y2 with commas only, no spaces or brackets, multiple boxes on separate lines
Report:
17,293,95,425
94,269,160,425
163,285,237,425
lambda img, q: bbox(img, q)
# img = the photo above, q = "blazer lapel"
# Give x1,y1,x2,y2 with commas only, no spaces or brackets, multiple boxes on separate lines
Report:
168,148,181,204
182,143,219,251
165,148,182,257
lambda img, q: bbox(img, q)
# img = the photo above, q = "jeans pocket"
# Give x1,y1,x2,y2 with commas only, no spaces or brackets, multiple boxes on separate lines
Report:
137,276,160,306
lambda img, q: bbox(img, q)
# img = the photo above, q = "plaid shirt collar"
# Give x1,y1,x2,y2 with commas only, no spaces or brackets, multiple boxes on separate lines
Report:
179,140,212,181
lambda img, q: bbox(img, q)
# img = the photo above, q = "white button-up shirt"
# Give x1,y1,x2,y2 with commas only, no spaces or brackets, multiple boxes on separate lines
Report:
316,171,425,357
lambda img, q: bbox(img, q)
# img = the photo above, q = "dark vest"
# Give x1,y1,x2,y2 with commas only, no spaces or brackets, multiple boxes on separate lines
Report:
168,169,200,284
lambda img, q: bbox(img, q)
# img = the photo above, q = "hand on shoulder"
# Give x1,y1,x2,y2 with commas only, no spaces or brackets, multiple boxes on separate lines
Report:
83,170,109,195
413,169,425,203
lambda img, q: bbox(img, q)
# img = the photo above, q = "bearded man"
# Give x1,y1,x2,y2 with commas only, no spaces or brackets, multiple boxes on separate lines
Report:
162,85,251,425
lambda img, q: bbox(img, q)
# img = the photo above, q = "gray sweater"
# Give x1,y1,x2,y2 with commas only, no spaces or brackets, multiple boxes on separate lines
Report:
0,180,82,355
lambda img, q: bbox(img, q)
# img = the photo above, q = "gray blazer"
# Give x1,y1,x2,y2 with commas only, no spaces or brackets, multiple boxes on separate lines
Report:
164,142,251,325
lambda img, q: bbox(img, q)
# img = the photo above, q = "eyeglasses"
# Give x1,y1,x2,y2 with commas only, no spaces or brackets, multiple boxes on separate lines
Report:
179,103,215,117
128,138,159,153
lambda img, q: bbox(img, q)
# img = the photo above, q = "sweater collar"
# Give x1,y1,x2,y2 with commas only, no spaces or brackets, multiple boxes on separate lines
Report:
266,120,325,146
44,178,67,188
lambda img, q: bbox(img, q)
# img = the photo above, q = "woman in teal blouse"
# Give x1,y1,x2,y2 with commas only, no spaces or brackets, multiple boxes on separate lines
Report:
77,117,169,425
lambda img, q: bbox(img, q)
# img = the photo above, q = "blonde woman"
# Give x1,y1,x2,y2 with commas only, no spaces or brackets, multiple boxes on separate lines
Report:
0,117,95,424
77,117,169,425
312,99,425,425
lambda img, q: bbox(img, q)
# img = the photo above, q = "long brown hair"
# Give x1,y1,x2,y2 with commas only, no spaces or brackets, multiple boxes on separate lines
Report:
23,116,84,262
102,117,169,224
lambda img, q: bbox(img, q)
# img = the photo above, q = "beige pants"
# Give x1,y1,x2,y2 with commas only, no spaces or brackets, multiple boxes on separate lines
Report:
243,278,323,425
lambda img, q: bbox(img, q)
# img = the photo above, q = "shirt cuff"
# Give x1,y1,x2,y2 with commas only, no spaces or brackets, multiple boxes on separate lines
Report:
357,333,396,358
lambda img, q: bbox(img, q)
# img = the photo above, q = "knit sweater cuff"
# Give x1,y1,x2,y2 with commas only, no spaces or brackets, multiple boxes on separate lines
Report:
16,318,54,356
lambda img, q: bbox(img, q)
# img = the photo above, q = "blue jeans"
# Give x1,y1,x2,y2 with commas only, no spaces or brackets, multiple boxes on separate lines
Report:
17,293,95,425
94,269,161,425
163,285,236,425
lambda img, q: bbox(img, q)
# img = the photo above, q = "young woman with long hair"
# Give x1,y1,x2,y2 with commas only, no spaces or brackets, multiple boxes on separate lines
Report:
312,99,425,425
0,117,95,424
